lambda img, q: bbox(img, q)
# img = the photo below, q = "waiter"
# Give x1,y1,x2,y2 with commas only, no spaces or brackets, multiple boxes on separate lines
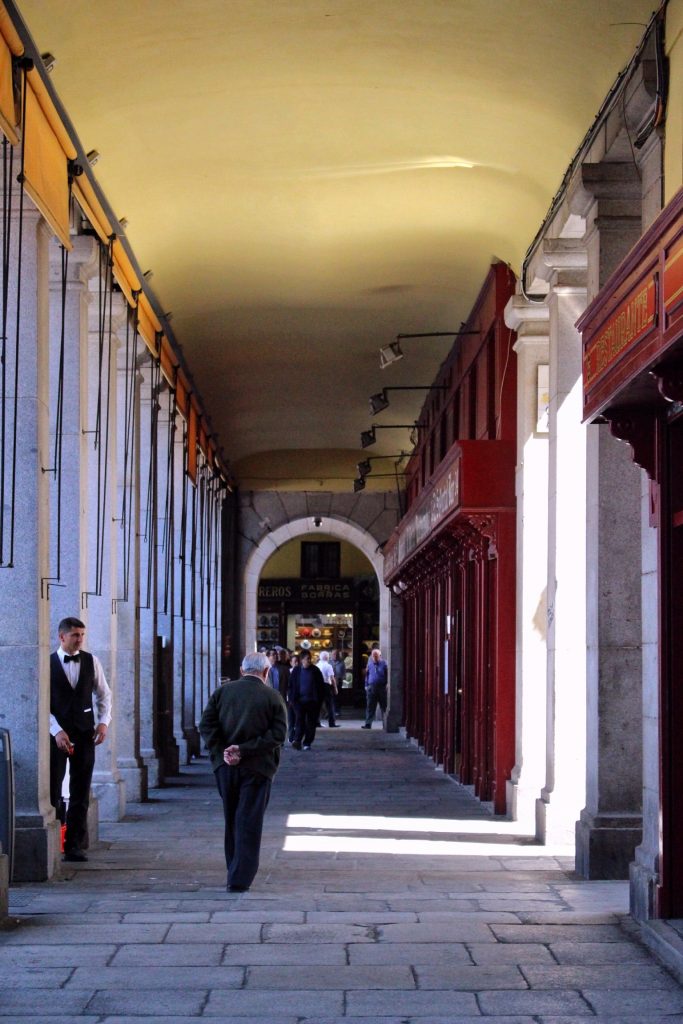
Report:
50,616,112,862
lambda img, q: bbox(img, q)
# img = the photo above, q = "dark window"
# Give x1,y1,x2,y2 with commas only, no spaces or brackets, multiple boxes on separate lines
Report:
301,541,340,578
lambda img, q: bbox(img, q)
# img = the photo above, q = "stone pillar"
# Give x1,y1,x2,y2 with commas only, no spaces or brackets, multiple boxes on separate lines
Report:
631,472,660,919
536,239,589,845
113,318,147,802
155,388,179,776
171,413,189,763
138,358,161,786
85,288,126,822
504,293,550,828
575,169,645,877
1,210,59,879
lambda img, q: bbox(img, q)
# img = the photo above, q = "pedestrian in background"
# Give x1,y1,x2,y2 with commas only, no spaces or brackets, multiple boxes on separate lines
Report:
362,648,388,729
288,650,325,750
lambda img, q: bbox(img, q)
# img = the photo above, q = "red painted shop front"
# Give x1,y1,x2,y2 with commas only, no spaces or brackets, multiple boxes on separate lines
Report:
578,187,683,918
383,262,517,814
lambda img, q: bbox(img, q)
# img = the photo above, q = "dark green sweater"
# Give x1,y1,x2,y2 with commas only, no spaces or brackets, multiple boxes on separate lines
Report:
199,674,288,777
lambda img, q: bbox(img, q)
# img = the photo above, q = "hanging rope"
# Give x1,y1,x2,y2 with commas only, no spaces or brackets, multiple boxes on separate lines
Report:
41,243,69,597
83,236,115,605
1,60,30,567
178,418,188,620
114,300,139,606
0,135,14,565
140,356,160,611
162,384,175,615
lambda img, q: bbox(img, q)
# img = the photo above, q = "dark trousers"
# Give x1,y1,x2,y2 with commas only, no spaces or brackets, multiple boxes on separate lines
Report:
365,683,388,726
293,702,319,746
50,731,95,852
215,763,272,890
322,685,336,726
287,703,296,742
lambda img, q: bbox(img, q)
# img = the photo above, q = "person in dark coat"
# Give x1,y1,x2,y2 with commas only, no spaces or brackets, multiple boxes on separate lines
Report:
199,651,287,892
288,649,325,750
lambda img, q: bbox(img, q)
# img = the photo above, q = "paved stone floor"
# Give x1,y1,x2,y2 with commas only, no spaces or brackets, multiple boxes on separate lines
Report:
1,720,681,1023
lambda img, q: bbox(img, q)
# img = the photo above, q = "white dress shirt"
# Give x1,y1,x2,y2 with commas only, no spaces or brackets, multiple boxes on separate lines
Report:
49,647,113,737
318,659,335,687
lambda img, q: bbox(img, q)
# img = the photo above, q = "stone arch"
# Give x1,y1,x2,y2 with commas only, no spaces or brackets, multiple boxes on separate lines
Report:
243,516,390,657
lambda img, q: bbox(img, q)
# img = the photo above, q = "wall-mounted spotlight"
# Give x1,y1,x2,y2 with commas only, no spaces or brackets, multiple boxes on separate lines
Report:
143,269,154,281
86,149,100,166
361,424,417,448
118,216,129,230
41,52,57,73
379,329,482,369
369,386,448,416
353,452,409,492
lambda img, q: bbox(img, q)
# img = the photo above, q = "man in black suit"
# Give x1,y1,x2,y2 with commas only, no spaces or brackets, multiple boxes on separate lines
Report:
49,616,112,862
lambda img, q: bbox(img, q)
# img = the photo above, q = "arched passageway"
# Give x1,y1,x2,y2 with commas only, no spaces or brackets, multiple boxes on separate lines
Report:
243,516,391,660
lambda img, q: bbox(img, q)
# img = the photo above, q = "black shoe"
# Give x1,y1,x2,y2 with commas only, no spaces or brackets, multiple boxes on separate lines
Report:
291,741,301,749
227,884,249,892
361,724,371,729
328,723,340,727
63,850,88,862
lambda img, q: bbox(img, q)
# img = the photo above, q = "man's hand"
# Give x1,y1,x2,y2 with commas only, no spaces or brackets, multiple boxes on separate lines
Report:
55,730,73,754
94,723,108,746
224,744,241,766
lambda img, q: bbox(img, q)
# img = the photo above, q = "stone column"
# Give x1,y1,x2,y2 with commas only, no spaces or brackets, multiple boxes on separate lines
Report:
575,167,645,877
155,388,179,776
631,471,660,918
138,358,161,786
536,239,589,845
171,413,189,763
1,209,59,880
113,317,147,802
85,287,126,822
504,292,550,828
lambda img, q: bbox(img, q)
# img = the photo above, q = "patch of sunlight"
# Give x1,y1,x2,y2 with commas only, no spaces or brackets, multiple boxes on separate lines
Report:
282,834,574,857
286,813,532,836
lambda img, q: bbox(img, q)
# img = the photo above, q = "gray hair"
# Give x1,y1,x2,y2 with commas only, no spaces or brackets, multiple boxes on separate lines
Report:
318,650,330,661
241,651,270,676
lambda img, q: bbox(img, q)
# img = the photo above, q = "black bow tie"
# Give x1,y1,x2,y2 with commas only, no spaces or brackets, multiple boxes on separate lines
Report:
64,654,80,663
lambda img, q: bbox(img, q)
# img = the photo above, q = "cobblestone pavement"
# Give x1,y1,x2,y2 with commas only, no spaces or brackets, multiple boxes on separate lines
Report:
2,721,680,1023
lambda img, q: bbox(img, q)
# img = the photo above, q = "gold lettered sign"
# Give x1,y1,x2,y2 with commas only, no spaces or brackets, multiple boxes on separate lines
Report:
583,277,656,389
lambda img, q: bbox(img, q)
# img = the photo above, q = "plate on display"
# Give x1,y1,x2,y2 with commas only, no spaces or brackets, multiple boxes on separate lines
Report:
300,639,311,649
270,614,279,627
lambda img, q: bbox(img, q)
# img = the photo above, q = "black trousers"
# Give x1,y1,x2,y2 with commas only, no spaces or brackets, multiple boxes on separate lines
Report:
50,730,95,852
215,763,272,890
293,701,319,746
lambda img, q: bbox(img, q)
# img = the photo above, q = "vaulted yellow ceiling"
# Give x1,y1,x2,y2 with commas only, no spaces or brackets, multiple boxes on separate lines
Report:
18,0,654,488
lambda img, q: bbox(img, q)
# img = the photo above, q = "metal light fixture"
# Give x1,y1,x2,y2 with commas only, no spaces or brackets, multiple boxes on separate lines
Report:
379,340,403,369
369,390,390,415
379,329,482,369
86,149,100,166
357,459,372,477
361,423,417,448
353,477,366,493
369,386,448,416
41,52,57,73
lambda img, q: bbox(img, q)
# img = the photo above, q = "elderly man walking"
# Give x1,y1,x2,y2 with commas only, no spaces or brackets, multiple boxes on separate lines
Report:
362,648,389,729
199,651,287,892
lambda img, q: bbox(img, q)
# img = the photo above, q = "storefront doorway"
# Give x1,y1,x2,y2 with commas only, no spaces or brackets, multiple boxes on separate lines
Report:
256,535,380,707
